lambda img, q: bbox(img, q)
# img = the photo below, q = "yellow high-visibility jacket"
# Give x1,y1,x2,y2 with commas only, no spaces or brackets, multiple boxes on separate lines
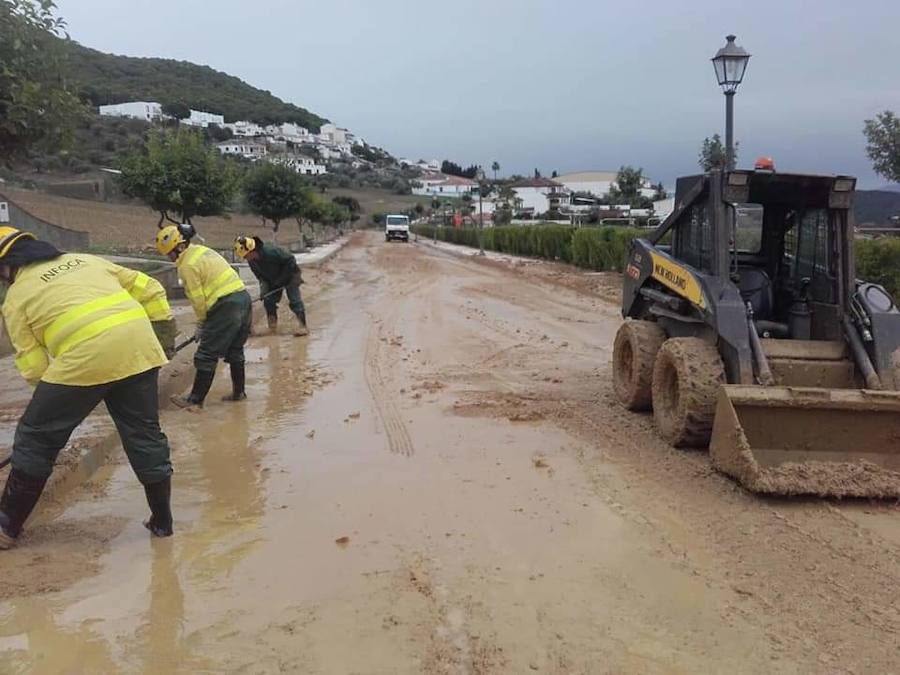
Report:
2,253,172,386
176,244,245,323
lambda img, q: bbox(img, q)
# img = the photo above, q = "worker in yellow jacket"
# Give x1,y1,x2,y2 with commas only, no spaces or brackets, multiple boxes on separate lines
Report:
156,225,251,407
0,227,177,550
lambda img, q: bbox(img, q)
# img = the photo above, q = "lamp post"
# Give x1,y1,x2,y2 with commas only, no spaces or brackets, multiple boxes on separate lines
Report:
476,167,486,256
711,34,751,171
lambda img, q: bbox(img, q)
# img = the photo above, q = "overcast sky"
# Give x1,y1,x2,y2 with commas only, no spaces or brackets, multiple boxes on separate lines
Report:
57,0,900,188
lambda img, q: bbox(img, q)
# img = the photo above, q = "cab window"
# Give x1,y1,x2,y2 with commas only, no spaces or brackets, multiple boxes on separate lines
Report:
675,203,713,272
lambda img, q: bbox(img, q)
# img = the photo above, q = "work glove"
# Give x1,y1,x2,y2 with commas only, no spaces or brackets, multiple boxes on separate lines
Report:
152,318,178,359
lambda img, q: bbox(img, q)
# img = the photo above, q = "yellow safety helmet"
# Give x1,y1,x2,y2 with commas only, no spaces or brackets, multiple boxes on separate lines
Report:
233,235,256,259
156,225,185,256
0,226,36,260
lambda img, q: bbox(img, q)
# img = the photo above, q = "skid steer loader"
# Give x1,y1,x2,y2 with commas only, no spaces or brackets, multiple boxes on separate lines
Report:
613,166,900,498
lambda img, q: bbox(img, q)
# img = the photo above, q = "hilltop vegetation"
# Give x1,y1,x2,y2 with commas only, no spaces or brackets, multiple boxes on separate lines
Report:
61,40,327,131
855,190,900,226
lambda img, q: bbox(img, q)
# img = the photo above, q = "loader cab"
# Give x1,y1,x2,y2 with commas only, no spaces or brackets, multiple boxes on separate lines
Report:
656,170,855,342
725,171,854,341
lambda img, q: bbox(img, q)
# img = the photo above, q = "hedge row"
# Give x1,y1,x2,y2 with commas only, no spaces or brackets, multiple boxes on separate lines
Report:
856,237,900,299
412,224,644,272
414,225,900,298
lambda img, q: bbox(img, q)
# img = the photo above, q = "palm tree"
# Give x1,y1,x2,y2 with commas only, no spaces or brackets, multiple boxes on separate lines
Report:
491,161,500,181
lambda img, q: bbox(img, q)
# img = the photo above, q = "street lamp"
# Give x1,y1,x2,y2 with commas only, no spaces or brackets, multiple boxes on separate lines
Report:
711,34,751,170
475,167,486,256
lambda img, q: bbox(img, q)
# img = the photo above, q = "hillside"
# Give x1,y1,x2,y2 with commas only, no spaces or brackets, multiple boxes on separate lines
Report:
855,190,900,226
62,40,328,131
0,186,428,250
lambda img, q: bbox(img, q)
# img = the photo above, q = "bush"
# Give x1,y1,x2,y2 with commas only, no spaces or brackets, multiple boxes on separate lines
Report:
856,237,900,299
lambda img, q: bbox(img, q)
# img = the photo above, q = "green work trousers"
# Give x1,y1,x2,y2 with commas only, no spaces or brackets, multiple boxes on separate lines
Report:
194,290,252,373
261,275,305,319
12,367,172,485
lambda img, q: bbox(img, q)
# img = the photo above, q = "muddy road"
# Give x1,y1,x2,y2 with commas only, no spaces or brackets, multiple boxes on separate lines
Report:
1,232,899,674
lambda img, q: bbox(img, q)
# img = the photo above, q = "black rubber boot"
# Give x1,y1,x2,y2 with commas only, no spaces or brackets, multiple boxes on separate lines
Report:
221,362,247,401
171,369,215,408
0,468,49,550
143,477,173,537
294,311,309,337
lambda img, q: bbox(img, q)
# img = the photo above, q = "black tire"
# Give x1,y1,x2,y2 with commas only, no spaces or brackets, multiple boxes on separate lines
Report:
651,337,725,448
613,320,666,410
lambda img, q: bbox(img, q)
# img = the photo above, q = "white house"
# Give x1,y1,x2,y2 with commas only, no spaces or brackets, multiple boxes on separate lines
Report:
266,123,310,141
182,109,225,128
653,196,675,220
216,141,268,159
412,173,477,197
510,177,571,216
556,171,617,199
224,120,266,137
319,123,349,146
273,155,327,176
98,101,163,122
556,170,658,200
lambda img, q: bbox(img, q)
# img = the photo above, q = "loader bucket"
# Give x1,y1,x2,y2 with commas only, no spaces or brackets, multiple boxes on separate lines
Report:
709,385,900,498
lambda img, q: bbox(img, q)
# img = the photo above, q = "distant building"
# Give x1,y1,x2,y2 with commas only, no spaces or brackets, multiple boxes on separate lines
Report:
319,123,349,146
653,197,675,220
555,171,618,199
556,170,658,200
274,155,327,176
412,173,477,197
510,177,570,216
182,109,226,128
216,141,268,159
267,123,311,142
98,101,163,122
225,120,266,137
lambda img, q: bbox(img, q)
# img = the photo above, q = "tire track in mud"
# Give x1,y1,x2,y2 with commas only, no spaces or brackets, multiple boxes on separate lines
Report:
364,322,414,457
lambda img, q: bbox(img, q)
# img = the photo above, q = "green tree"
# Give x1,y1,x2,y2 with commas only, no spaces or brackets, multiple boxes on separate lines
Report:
863,111,900,184
205,123,233,143
608,166,653,209
161,100,190,120
118,127,240,226
491,160,500,180
244,162,313,236
698,134,737,172
0,0,87,161
324,202,351,227
332,195,362,221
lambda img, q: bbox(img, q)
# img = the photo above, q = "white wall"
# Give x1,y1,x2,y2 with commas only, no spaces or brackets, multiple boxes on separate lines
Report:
226,121,265,137
512,187,551,215
557,178,613,198
412,183,474,197
99,101,162,122
183,109,225,128
653,197,675,219
217,143,267,158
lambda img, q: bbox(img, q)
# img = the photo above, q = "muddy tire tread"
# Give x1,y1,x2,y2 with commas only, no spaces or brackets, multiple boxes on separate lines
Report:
613,320,667,411
652,337,725,448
